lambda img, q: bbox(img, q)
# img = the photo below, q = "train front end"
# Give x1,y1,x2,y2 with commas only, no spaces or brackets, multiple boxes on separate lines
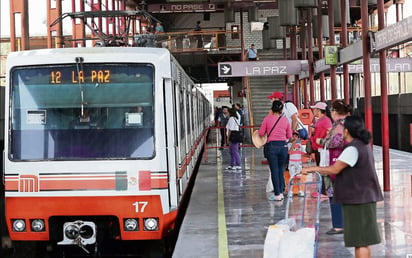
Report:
3,48,179,251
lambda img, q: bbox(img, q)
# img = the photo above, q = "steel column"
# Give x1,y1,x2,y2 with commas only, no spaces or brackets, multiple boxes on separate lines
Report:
328,0,337,101
47,0,63,48
72,0,86,47
361,0,373,133
340,0,349,104
300,9,308,108
307,8,315,106
317,0,325,101
377,0,390,191
284,36,289,98
9,0,30,51
291,26,299,106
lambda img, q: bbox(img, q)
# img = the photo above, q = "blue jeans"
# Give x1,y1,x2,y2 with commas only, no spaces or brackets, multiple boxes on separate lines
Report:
330,197,344,228
264,141,288,196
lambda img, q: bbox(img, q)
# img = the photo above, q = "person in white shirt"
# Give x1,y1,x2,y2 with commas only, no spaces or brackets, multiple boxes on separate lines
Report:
225,108,242,170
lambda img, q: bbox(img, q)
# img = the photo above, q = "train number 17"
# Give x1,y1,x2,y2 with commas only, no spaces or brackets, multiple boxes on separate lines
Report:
132,201,148,213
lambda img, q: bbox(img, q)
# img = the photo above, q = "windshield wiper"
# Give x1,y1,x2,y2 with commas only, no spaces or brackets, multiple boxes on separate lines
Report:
75,57,86,116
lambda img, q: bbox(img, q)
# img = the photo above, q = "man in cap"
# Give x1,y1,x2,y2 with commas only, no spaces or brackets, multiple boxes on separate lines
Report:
309,102,332,165
267,91,298,132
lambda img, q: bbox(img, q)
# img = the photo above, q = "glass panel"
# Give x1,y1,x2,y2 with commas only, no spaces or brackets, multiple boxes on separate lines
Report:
10,63,155,161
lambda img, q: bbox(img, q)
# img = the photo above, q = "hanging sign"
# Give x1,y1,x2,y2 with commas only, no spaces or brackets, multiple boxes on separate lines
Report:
324,46,339,65
218,60,309,77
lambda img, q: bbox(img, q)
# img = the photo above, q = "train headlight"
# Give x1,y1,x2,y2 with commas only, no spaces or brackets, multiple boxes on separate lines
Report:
31,219,45,232
143,218,158,231
12,219,26,232
124,218,139,231
64,224,80,240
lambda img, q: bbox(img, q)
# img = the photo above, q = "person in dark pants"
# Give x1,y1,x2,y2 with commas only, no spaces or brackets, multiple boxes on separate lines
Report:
258,101,292,201
194,20,203,48
302,115,383,258
218,106,229,150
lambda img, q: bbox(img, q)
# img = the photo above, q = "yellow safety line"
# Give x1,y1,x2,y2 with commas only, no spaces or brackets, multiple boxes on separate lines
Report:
217,162,229,258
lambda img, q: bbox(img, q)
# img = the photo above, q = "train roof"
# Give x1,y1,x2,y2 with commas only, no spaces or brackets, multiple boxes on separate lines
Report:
7,47,171,59
6,47,174,70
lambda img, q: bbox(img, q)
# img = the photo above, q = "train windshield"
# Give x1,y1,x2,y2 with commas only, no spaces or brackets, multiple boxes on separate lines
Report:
9,63,155,161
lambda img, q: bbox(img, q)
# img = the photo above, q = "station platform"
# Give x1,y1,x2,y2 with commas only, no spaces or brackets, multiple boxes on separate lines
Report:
172,132,412,258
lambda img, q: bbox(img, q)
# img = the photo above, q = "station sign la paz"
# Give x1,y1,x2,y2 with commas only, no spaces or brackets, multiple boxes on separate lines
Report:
218,60,309,77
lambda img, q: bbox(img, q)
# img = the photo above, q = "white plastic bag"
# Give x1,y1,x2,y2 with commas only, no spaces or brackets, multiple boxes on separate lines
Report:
319,147,329,167
278,227,315,258
263,224,289,258
266,169,273,192
263,219,297,258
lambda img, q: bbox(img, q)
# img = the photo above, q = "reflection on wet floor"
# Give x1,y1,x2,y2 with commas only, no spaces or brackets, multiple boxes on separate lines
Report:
218,144,412,258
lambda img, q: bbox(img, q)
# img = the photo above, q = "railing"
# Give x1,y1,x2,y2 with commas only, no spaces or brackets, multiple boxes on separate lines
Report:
134,29,243,53
202,125,257,163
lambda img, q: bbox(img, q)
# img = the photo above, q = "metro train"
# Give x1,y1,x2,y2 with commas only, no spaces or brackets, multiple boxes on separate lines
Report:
2,47,212,256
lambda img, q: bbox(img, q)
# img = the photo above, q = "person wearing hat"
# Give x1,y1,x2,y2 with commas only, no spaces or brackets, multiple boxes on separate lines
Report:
266,91,298,132
309,101,333,166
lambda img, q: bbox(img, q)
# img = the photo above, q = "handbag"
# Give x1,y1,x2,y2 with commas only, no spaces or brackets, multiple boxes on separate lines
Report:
229,118,243,143
296,119,308,140
319,146,329,167
229,130,243,143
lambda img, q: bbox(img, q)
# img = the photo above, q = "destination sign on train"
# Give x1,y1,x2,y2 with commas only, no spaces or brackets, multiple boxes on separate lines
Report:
49,70,110,84
218,60,309,77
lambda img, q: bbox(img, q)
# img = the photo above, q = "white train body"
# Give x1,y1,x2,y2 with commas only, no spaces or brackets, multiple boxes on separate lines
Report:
3,47,211,245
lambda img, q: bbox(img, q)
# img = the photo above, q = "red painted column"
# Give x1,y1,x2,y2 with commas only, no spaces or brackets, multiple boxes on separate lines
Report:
9,0,30,51
317,0,325,101
340,0,349,103
307,8,315,106
71,0,86,47
328,0,337,101
291,26,299,106
47,0,62,48
300,10,308,108
284,35,289,99
378,0,390,191
361,0,373,134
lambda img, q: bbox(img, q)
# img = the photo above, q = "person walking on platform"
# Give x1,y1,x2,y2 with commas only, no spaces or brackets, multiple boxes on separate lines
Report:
259,101,292,201
218,106,229,150
316,100,352,235
225,108,242,171
302,115,383,258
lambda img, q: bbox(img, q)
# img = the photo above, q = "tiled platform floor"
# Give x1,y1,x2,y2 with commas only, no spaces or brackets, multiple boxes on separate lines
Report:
173,134,412,258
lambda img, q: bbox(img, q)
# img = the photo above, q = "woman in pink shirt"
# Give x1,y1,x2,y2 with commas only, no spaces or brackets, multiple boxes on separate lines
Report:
259,101,292,201
309,102,333,165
